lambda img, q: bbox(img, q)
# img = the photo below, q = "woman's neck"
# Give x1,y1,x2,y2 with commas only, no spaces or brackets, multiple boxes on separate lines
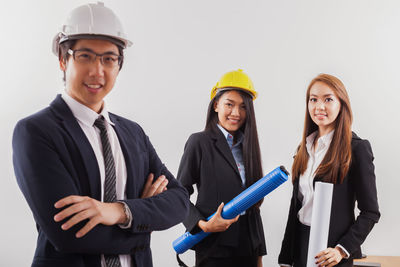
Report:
318,125,334,139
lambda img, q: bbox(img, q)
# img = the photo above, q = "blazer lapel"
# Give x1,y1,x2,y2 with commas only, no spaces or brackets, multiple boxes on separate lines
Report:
50,95,101,200
294,178,303,204
209,128,241,178
109,114,138,198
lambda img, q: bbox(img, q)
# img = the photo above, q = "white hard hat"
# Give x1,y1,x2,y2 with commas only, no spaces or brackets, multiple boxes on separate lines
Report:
52,1,132,56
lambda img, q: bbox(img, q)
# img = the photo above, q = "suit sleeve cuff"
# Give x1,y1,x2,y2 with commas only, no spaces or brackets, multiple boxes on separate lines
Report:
336,244,350,259
117,201,133,229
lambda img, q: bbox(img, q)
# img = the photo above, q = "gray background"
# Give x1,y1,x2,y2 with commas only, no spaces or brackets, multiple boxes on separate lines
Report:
1,0,399,266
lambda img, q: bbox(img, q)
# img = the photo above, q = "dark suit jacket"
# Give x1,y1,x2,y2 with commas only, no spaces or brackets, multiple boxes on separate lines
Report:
278,133,380,266
12,95,189,267
177,127,266,257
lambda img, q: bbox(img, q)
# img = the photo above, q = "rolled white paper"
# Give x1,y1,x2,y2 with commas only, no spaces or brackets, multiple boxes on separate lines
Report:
306,182,333,267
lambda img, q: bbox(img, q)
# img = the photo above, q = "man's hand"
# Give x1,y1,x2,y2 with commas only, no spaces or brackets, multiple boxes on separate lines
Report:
197,202,239,233
54,196,126,238
141,173,168,198
315,247,344,267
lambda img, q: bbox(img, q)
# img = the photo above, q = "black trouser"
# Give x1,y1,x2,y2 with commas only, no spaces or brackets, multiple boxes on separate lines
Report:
195,214,259,267
293,220,353,267
195,254,258,267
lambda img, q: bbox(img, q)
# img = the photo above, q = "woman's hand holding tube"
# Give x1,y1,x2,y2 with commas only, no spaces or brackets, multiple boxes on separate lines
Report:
197,202,239,233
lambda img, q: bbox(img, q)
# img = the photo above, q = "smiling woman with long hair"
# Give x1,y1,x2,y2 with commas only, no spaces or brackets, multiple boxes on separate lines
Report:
177,70,266,267
278,74,380,267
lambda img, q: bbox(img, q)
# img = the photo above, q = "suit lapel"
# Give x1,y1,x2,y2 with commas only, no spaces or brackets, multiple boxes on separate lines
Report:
50,95,101,200
109,114,138,198
209,128,241,178
293,177,300,203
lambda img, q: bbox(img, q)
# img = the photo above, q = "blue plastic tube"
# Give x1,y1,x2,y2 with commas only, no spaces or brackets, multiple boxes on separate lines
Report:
173,166,289,254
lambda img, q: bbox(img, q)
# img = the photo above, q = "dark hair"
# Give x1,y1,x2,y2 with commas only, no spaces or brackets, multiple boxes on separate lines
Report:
205,90,263,186
292,73,353,184
58,39,124,84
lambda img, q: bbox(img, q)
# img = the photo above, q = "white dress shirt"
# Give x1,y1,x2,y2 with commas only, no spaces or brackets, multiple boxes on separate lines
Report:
297,130,349,259
297,130,334,226
62,93,132,267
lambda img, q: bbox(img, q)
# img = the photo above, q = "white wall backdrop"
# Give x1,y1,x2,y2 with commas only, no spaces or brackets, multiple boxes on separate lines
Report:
1,0,399,266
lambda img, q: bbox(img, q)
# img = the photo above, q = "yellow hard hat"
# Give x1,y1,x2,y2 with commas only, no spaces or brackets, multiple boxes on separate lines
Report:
210,69,257,100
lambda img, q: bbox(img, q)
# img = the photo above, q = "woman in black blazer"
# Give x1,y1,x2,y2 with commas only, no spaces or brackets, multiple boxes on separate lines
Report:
177,70,266,267
278,74,380,267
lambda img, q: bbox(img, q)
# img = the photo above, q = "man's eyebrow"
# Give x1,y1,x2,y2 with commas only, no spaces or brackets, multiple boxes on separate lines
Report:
74,48,119,55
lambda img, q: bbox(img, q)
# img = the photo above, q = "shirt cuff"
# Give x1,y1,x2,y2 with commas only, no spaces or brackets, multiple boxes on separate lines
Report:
279,264,292,267
336,244,350,259
117,201,132,229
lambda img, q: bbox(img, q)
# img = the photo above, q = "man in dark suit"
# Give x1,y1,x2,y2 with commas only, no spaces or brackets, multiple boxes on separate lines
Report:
12,2,189,267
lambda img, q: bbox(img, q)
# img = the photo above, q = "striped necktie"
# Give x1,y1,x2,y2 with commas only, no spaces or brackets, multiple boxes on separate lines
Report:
94,116,122,267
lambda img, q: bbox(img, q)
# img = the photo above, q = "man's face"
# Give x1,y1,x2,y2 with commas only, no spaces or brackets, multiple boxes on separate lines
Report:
60,39,120,113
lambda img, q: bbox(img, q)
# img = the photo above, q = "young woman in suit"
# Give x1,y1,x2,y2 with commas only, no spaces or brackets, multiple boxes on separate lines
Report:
177,69,266,267
278,74,380,267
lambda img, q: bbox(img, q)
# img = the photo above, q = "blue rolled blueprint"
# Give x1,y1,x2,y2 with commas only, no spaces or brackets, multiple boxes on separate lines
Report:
173,166,289,254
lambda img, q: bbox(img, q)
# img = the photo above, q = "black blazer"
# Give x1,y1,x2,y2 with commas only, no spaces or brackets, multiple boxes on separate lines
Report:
177,127,266,256
12,95,189,267
278,133,380,265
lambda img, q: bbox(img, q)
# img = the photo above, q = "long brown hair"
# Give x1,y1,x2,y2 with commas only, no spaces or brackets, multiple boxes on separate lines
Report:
205,90,263,186
292,74,353,184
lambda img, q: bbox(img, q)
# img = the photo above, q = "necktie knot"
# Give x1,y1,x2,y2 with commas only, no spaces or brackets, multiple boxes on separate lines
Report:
94,116,106,131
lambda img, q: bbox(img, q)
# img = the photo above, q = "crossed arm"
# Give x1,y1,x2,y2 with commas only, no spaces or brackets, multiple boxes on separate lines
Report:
12,119,188,254
53,173,169,238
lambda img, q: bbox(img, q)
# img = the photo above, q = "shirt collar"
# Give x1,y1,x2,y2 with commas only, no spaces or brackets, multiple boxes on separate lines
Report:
61,92,115,127
216,123,244,147
306,130,334,154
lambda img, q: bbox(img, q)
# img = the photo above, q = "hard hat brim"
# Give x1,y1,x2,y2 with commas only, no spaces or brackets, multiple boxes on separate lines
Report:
211,87,257,100
61,34,127,48
53,33,131,56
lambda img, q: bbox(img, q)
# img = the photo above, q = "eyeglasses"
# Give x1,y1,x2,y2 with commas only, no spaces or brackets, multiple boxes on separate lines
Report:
68,49,122,68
